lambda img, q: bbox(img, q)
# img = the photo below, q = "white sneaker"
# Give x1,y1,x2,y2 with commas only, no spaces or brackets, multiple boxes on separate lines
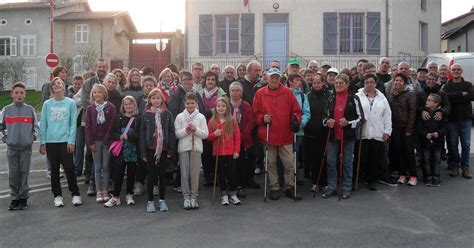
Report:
104,197,121,208
53,196,64,207
71,196,82,206
126,194,135,205
221,195,230,205
254,168,262,175
310,184,317,192
153,185,159,196
190,199,199,210
229,194,241,205
102,191,110,202
134,182,144,196
96,192,104,203
407,176,418,186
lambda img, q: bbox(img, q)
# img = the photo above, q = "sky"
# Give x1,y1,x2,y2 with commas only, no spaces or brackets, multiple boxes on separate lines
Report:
0,0,472,31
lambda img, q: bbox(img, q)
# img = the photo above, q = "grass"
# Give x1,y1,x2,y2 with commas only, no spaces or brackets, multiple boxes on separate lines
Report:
0,90,43,112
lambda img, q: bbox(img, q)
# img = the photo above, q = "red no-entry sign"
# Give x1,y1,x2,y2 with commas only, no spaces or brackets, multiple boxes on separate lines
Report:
45,53,59,68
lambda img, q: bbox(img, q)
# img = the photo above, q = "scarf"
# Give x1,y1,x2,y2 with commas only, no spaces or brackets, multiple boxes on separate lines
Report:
180,84,192,93
202,87,219,100
95,101,108,124
150,106,164,163
160,81,176,97
183,108,199,124
231,98,242,124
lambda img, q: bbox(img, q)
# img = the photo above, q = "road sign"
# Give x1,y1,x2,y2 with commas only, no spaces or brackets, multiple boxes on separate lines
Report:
45,53,59,68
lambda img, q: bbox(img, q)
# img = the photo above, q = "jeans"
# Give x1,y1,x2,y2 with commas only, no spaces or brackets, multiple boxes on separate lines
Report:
422,145,441,179
74,126,85,175
92,141,110,191
327,139,355,192
447,120,472,168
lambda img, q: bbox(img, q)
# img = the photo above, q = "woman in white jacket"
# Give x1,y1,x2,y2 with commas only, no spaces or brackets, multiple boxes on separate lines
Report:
355,74,392,191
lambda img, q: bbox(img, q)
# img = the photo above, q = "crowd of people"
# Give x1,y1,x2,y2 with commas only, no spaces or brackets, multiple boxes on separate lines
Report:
1,56,472,212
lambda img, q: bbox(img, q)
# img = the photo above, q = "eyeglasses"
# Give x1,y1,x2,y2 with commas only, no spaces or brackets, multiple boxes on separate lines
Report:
451,68,462,71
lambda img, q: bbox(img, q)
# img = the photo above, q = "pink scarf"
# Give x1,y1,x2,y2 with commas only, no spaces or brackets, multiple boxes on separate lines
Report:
150,106,164,162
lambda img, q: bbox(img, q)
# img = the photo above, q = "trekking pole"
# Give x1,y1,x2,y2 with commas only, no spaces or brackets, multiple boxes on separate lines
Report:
191,133,195,198
293,133,297,202
354,126,363,191
338,130,344,202
211,137,220,205
313,131,331,198
263,123,270,202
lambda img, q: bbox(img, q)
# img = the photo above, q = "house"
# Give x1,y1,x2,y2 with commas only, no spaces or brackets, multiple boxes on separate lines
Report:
185,0,441,70
441,7,474,53
0,0,91,90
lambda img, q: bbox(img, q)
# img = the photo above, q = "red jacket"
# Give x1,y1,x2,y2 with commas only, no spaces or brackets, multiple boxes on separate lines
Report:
231,100,254,149
207,117,241,156
253,85,302,146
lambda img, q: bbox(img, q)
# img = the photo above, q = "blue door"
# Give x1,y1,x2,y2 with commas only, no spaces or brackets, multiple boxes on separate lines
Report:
264,21,288,68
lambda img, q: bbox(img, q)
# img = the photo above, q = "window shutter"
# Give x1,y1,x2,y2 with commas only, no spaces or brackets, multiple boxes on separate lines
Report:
240,13,254,56
10,36,17,56
199,15,213,56
323,12,337,55
366,12,381,55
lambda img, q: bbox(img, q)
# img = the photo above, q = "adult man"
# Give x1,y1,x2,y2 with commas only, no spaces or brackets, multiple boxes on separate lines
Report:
168,71,205,119
270,60,281,69
377,57,391,83
240,60,262,105
253,68,303,200
307,60,319,72
192,62,204,92
286,58,309,93
390,64,399,78
438,64,449,85
349,59,368,95
385,62,421,96
441,64,473,179
427,61,438,74
416,68,428,90
320,62,331,77
209,64,221,79
219,65,235,94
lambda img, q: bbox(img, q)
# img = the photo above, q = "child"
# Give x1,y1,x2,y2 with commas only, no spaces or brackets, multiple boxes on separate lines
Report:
175,92,208,210
85,84,117,203
68,75,83,98
105,96,140,208
39,77,81,207
0,82,38,210
207,97,241,205
140,89,176,213
417,93,447,187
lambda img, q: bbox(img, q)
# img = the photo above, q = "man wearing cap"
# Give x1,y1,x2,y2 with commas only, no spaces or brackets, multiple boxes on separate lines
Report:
326,68,339,88
416,67,429,90
253,68,303,200
286,58,310,93
320,62,331,77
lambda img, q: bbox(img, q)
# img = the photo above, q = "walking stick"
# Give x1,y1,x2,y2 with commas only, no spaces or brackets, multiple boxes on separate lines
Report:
354,126,364,191
211,137,220,205
293,133,297,202
190,133,195,200
313,131,331,198
263,123,270,202
338,130,344,202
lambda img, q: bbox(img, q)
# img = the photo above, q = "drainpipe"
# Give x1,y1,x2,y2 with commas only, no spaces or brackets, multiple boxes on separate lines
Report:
385,0,389,57
100,19,103,58
184,0,188,69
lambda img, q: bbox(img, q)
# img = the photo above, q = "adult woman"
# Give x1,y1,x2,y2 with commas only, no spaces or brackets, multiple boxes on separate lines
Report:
322,74,361,199
388,73,417,186
112,68,127,92
103,73,124,110
200,71,226,186
122,68,143,100
236,64,246,80
304,73,332,191
158,68,178,98
229,81,254,198
42,66,68,103
355,74,392,191
304,69,314,86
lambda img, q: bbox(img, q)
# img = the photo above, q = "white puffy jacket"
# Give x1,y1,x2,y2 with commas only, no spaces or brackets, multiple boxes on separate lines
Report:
356,88,392,142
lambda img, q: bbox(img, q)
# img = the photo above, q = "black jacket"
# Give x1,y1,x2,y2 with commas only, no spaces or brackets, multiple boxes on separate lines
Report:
168,86,205,119
110,114,140,160
441,78,473,121
323,91,360,141
416,84,451,117
219,78,235,95
304,86,332,138
417,107,447,147
139,110,176,160
239,76,261,105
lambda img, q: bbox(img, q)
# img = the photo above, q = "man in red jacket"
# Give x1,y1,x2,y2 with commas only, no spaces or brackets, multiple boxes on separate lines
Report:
253,68,303,200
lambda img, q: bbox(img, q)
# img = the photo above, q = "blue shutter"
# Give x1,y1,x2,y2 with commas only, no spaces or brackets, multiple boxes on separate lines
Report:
240,13,255,56
366,12,381,55
323,12,337,55
199,15,213,56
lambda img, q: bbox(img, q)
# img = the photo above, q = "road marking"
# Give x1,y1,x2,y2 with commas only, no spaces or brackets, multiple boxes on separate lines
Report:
0,180,86,199
0,169,48,175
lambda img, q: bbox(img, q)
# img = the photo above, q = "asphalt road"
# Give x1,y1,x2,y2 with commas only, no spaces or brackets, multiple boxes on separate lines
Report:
0,130,473,248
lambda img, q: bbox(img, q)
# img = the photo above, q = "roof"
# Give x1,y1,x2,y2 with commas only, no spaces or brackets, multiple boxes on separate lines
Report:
441,20,474,39
442,7,474,26
55,11,137,32
0,1,91,11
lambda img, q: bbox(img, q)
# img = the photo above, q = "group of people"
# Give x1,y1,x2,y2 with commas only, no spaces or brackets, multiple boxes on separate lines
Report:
1,56,472,213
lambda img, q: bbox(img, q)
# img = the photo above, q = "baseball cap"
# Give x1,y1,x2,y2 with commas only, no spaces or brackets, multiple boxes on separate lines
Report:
267,68,282,77
417,67,428,73
327,67,339,75
288,58,301,66
321,61,331,68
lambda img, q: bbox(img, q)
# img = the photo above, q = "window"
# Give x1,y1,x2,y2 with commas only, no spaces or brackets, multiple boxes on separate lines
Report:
215,15,239,55
0,19,6,26
75,24,89,43
0,36,17,56
20,35,36,56
420,22,428,52
339,13,364,54
25,18,32,25
421,0,426,11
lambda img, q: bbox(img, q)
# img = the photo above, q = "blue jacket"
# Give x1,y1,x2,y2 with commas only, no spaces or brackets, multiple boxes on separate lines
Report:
291,88,311,136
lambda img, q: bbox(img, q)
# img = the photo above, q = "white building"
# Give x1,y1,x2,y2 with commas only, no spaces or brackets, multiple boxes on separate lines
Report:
185,0,441,69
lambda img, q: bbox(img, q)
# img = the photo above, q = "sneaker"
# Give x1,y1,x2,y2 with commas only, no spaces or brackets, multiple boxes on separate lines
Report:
431,178,441,187
221,195,230,205
341,190,351,199
96,192,104,203
284,188,302,201
8,200,19,211
424,178,433,187
407,176,417,186
321,188,337,199
183,199,192,210
159,200,169,212
269,190,280,201
368,182,377,191
229,194,241,205
87,184,96,196
153,186,159,195
147,201,156,213
254,167,262,175
60,167,64,173
104,197,120,208
71,196,82,206
190,199,199,210
310,184,317,192
53,196,64,207
17,199,27,210
462,168,472,179
46,172,51,179
450,167,460,177
133,182,144,196
102,191,110,201
398,175,407,184
126,194,135,205
237,187,246,198
378,177,398,187
173,186,182,193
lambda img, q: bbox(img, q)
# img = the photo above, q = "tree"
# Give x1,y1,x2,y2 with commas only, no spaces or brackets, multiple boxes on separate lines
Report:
59,53,74,81
0,58,26,91
77,44,99,73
